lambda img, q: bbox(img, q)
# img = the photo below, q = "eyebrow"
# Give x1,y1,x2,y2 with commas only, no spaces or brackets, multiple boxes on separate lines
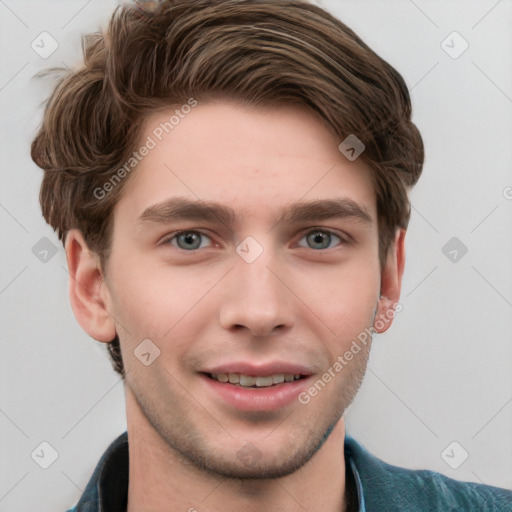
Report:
137,196,373,229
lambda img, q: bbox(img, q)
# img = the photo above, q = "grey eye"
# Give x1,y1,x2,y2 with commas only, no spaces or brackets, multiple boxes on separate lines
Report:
169,231,212,250
298,230,342,250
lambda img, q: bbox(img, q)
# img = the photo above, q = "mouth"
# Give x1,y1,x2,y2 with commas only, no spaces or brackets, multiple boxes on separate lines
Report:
199,361,313,411
204,372,306,388
199,370,311,411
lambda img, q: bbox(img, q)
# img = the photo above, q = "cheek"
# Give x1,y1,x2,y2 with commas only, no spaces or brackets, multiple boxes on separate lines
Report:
301,261,380,331
107,257,216,341
106,258,170,338
311,279,379,366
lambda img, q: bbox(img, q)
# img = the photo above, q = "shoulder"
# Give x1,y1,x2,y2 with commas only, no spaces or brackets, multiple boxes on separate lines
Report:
379,463,512,510
345,435,512,511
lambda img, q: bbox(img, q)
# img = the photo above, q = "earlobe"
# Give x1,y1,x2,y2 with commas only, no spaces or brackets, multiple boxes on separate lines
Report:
64,229,116,343
373,229,406,334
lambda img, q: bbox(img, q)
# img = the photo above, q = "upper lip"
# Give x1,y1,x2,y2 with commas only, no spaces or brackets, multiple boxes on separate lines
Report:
202,362,313,377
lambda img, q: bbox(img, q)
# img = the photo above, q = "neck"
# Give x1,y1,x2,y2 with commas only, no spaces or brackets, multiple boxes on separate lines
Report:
126,387,348,512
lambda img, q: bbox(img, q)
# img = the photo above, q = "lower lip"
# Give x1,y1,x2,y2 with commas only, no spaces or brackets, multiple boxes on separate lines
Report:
200,374,311,412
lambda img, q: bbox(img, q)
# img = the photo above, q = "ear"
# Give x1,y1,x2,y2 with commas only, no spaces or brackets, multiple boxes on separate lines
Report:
64,229,116,343
373,228,406,334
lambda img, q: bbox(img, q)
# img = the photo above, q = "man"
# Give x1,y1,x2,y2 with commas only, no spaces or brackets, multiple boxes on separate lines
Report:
30,0,512,510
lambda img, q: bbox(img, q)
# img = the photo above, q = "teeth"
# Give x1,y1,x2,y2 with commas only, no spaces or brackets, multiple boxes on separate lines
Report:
210,372,302,387
255,376,273,387
228,373,239,384
239,375,256,386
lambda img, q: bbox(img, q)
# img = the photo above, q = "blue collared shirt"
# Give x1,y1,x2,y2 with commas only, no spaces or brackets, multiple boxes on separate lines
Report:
65,431,512,511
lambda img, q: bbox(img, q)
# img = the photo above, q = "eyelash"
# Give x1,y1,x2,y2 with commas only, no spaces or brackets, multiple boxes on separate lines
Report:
160,228,350,252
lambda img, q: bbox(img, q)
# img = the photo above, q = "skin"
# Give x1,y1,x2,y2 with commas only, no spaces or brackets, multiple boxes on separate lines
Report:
65,100,405,512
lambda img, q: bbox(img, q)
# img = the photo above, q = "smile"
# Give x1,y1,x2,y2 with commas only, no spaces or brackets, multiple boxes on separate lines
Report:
208,373,303,388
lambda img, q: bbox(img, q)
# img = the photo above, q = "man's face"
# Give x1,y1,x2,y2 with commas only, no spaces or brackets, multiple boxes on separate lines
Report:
103,100,386,478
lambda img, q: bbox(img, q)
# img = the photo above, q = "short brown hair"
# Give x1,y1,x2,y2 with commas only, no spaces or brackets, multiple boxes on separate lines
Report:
31,0,424,379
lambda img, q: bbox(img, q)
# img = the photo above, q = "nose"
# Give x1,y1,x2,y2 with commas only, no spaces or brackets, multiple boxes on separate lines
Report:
218,247,295,337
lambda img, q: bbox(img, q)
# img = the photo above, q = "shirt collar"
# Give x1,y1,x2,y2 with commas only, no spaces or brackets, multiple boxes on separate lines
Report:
74,431,128,512
345,435,366,512
74,430,364,512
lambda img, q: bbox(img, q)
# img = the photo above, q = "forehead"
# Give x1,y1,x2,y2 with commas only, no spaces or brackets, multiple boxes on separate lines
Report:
115,100,377,225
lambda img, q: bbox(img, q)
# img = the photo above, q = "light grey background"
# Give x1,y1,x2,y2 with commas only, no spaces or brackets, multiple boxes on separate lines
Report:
0,1,511,510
